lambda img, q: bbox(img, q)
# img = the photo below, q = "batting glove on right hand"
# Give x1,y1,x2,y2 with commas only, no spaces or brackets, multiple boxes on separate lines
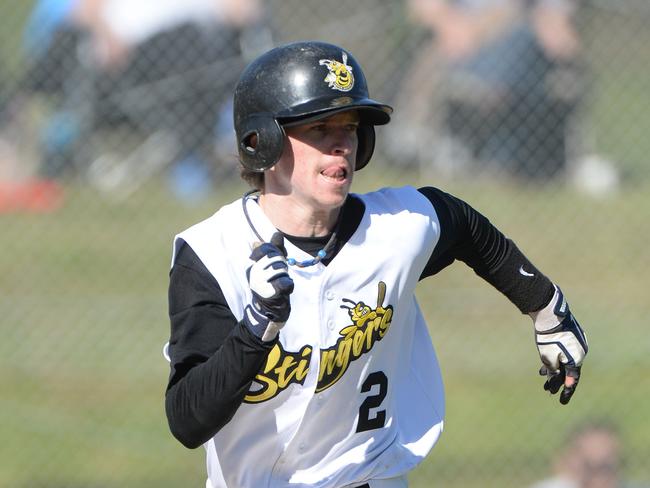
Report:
530,286,588,405
244,233,294,342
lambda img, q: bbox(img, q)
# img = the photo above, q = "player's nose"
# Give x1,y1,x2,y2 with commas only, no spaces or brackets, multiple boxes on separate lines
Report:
330,129,357,157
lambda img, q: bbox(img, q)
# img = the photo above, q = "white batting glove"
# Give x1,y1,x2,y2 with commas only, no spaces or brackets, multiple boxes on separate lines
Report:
530,285,588,404
244,233,294,342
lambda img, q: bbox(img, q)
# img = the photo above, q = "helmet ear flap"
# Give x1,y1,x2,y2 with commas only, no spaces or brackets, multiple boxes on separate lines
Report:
355,125,376,171
238,114,285,171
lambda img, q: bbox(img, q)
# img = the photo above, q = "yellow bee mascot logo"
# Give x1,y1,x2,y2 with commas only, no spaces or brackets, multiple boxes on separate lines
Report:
319,51,355,92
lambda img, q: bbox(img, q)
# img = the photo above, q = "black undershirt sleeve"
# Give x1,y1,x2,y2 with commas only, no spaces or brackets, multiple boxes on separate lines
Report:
418,186,554,313
165,241,276,449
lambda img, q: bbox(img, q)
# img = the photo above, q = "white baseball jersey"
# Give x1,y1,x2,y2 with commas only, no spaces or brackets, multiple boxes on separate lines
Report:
172,185,445,487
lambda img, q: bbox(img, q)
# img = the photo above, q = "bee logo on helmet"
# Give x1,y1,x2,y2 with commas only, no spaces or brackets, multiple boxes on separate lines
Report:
319,52,354,92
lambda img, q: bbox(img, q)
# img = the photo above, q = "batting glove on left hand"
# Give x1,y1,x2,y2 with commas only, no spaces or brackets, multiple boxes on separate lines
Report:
244,233,294,342
530,286,588,405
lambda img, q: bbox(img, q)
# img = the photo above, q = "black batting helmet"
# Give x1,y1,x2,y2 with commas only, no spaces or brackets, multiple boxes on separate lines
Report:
233,41,393,172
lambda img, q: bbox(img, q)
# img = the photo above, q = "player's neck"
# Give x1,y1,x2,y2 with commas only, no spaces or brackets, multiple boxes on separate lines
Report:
258,193,342,238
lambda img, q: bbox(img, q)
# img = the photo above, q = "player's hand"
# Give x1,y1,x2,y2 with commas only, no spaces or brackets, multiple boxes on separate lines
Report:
530,286,588,405
244,232,294,342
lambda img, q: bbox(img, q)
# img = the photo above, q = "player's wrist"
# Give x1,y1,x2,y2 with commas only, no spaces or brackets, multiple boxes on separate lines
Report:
530,284,566,332
243,303,284,342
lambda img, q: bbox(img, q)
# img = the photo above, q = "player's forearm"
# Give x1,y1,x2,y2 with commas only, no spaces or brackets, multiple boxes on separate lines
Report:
473,239,555,313
419,186,554,312
450,200,555,313
166,242,277,448
165,323,275,448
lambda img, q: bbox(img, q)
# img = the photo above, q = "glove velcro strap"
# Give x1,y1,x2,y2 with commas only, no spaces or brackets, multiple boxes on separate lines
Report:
244,304,269,336
553,288,569,317
243,304,284,342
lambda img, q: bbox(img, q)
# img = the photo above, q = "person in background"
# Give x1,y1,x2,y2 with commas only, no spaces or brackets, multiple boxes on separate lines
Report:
530,420,646,488
12,0,265,202
394,0,585,181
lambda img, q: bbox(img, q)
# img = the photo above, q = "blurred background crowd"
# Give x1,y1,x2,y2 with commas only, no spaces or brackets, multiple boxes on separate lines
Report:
0,0,269,206
1,1,648,487
0,0,632,207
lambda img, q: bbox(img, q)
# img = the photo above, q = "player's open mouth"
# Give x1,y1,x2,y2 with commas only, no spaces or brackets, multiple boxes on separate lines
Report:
320,166,348,182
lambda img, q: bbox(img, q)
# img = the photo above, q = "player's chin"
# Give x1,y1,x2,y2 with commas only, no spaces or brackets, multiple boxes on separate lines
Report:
314,184,351,209
320,179,351,203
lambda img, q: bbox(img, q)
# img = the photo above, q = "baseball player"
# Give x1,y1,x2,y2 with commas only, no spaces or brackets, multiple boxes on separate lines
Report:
164,41,588,488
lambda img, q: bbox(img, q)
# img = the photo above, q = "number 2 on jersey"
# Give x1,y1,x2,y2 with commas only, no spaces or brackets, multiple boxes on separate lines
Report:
356,371,388,433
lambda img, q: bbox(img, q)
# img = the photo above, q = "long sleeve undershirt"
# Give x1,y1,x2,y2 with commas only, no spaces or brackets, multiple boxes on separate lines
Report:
165,187,554,448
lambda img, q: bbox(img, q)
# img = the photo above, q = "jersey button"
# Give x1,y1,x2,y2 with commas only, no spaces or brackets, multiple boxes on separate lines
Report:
298,443,306,453
325,291,335,301
327,320,335,330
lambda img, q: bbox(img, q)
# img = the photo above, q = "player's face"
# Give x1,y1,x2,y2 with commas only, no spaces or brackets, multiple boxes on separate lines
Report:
267,111,359,212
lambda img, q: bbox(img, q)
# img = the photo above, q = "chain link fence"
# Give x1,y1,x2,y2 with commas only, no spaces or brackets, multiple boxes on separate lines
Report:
1,0,649,487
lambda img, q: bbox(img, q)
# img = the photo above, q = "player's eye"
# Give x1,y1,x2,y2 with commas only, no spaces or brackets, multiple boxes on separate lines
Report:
344,124,359,132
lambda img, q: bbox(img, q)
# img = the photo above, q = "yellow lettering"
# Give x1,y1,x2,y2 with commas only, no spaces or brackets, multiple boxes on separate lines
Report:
244,345,312,403
352,329,365,356
379,308,392,337
364,320,375,350
336,339,352,369
245,375,278,403
277,354,307,386
248,283,395,401
264,345,282,373
320,349,338,379
295,347,311,382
